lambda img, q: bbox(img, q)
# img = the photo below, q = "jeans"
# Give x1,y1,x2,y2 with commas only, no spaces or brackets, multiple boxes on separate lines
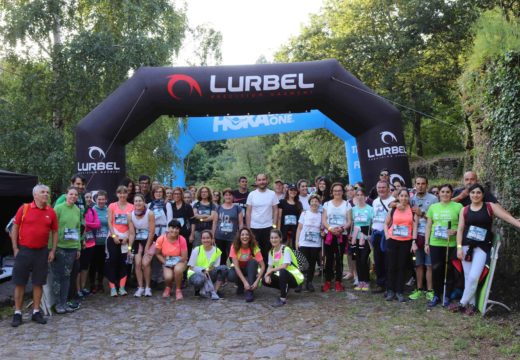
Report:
189,265,229,290
370,230,387,287
228,259,258,289
50,248,77,307
299,246,320,283
386,239,413,294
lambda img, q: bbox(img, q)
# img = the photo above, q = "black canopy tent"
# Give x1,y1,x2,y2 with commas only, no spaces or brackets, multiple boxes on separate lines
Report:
0,170,38,256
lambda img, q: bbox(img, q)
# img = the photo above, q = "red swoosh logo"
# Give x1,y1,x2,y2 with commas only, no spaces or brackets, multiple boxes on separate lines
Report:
167,74,203,100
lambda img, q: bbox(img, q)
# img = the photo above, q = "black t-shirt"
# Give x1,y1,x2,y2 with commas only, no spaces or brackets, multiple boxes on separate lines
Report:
278,199,301,229
232,189,249,215
462,204,494,252
193,201,216,231
170,201,194,238
453,187,498,207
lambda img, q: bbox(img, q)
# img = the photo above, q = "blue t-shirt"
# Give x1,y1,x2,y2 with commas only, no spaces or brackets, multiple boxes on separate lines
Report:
352,205,373,240
93,205,109,245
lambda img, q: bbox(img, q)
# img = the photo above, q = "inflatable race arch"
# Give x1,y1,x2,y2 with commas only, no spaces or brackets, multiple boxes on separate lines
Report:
76,59,411,193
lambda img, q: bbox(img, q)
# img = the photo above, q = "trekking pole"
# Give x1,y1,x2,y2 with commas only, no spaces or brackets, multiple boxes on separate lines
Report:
442,221,452,305
321,233,325,285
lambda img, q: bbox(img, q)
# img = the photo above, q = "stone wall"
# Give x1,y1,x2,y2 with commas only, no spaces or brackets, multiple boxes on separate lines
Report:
409,154,465,183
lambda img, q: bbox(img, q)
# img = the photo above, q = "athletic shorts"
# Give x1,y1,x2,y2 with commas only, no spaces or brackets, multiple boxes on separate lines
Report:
12,246,49,286
415,248,432,266
80,246,95,270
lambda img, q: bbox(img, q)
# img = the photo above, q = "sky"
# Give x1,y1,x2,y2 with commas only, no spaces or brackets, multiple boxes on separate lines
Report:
178,0,324,65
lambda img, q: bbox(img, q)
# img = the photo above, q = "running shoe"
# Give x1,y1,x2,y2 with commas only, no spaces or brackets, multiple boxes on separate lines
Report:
305,282,315,293
118,287,128,296
354,283,362,291
464,305,476,316
144,287,152,297
405,277,415,287
396,293,408,302
81,288,90,297
110,288,118,297
210,291,220,300
428,295,440,308
271,298,287,307
321,281,331,293
447,302,465,313
134,287,145,298
335,281,345,292
353,278,359,287
294,284,303,293
31,311,47,324
408,289,424,300
64,304,75,313
245,290,254,302
11,313,22,327
67,300,80,310
55,305,67,314
76,291,84,299
343,272,354,280
385,290,395,301
426,290,435,301
175,289,183,300
162,287,171,298
361,282,370,291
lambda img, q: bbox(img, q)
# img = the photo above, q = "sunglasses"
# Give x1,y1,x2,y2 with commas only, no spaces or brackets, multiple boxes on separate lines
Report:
380,172,389,176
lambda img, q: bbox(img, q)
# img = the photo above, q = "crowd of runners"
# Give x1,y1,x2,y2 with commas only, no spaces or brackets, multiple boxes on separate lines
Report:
8,170,520,327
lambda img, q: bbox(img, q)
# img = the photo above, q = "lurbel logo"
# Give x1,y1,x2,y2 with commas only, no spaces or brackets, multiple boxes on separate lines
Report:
78,146,120,174
390,173,406,185
88,146,106,160
213,114,294,132
380,131,398,144
367,130,407,160
167,74,203,100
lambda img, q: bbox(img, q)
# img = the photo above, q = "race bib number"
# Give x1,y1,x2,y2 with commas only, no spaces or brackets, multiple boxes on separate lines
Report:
354,213,368,223
153,208,165,219
329,214,345,226
284,215,297,225
121,244,129,254
198,209,211,216
467,226,487,242
373,209,386,224
165,256,180,267
97,228,108,239
115,214,128,225
85,231,95,241
304,231,321,244
219,222,233,233
136,228,149,241
393,225,409,237
175,218,185,227
64,228,79,241
434,225,448,240
417,219,426,236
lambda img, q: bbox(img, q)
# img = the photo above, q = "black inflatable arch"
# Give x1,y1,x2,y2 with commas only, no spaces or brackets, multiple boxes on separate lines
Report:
76,59,410,193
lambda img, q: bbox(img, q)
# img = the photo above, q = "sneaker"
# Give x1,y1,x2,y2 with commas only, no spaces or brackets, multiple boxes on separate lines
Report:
428,295,440,308
335,281,345,292
76,291,84,299
464,305,476,316
409,289,424,300
11,313,22,327
64,304,75,313
55,305,67,314
372,285,385,294
118,287,128,296
175,289,183,300
321,281,331,293
305,282,315,293
81,288,90,297
144,287,152,297
271,298,287,307
67,300,80,310
426,290,435,301
447,302,465,313
354,284,362,291
294,284,302,293
385,290,395,301
343,272,354,280
110,288,118,297
245,290,254,303
396,293,408,302
162,287,171,298
134,287,145,298
210,291,220,300
31,311,47,325
443,297,451,307
361,282,370,291
405,277,415,287
353,278,359,287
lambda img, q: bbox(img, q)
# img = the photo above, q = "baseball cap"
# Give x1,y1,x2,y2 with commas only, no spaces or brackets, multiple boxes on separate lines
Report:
274,179,283,184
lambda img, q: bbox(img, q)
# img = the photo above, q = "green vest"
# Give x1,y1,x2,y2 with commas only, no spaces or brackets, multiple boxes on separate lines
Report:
187,245,222,279
270,245,304,285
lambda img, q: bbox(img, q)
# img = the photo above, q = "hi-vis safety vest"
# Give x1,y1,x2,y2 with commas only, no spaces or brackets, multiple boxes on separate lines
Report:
187,245,222,279
270,245,304,285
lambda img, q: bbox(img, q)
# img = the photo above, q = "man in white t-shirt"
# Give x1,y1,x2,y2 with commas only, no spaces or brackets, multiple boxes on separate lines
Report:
370,180,396,293
246,174,279,261
297,179,311,211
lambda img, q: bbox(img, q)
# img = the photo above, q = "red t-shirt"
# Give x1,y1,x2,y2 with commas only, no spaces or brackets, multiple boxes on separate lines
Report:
14,202,58,249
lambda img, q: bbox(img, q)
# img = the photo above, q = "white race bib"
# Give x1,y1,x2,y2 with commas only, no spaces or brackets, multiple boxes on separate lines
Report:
284,215,297,225
115,214,128,225
393,225,409,237
165,256,181,267
64,228,79,241
121,244,129,254
329,214,345,226
354,213,368,223
136,228,149,241
467,226,487,242
434,225,448,240
219,222,233,233
153,208,165,219
417,219,426,236
304,231,321,243
97,228,108,239
175,217,185,227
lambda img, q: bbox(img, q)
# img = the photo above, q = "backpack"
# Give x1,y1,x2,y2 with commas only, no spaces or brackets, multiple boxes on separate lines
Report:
463,202,493,222
5,203,30,237
272,245,309,272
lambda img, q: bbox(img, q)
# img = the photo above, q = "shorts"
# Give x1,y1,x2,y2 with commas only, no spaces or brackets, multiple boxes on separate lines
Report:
12,246,49,286
415,248,432,266
80,246,95,270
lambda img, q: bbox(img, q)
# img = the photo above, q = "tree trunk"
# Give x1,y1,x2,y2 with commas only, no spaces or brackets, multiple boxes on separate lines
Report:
413,112,423,157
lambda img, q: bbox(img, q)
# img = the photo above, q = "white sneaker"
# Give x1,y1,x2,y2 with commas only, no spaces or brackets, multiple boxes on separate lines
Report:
406,277,415,287
144,287,152,297
353,278,359,286
134,287,145,297
210,291,220,300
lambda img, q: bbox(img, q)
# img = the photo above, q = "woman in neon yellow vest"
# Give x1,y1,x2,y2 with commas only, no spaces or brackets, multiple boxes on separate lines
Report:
263,229,304,307
187,230,228,300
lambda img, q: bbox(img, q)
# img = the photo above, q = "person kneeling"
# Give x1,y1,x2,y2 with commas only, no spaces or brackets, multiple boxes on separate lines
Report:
263,229,304,307
187,230,228,300
155,220,187,300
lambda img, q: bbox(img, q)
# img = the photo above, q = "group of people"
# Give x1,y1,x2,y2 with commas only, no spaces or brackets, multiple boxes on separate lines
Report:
9,170,520,327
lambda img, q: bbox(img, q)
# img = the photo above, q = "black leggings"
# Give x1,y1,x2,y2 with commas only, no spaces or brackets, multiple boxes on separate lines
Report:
300,246,320,283
105,237,128,287
264,268,298,298
324,235,346,281
215,239,232,265
251,227,272,264
386,239,413,293
352,239,371,282
89,245,106,285
227,259,259,289
430,245,456,298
